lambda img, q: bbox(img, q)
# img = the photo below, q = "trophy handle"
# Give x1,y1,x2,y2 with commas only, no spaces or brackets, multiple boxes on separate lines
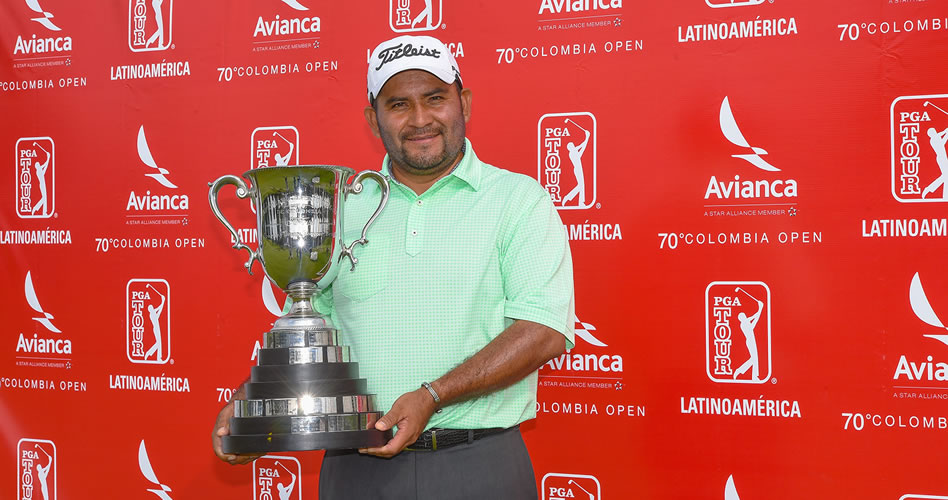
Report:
208,175,262,275
339,170,390,271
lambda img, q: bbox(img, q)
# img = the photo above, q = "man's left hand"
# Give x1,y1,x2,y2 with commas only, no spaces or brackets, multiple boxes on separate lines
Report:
359,387,438,458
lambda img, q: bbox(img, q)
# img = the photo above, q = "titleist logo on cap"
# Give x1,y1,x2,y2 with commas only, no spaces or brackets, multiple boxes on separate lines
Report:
375,43,442,70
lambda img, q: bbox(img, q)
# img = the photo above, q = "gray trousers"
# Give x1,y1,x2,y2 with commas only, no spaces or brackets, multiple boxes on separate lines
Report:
318,427,539,500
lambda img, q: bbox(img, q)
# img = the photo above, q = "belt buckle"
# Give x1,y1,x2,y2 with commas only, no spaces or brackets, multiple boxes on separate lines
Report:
405,429,437,452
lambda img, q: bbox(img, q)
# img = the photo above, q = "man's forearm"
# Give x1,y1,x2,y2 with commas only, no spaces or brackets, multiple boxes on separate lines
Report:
428,319,566,408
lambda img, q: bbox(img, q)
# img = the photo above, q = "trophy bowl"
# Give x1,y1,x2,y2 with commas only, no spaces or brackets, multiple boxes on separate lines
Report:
209,165,392,452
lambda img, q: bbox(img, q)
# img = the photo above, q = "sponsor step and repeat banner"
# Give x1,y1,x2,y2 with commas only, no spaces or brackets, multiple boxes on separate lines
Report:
2,0,947,498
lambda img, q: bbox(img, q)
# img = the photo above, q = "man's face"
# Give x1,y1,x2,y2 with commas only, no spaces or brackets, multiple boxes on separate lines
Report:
365,70,471,178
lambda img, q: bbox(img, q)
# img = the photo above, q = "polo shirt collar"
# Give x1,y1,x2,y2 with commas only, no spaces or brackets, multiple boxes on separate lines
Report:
380,138,482,192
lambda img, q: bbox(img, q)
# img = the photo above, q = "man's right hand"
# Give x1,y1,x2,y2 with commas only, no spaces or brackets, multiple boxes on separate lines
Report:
212,399,262,465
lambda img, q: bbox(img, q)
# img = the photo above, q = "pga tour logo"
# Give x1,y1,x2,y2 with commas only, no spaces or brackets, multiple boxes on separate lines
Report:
18,438,56,500
705,281,772,384
891,94,948,203
126,279,171,364
390,0,442,32
254,456,301,500
542,473,600,500
538,112,597,210
16,137,55,219
129,0,173,52
252,126,299,169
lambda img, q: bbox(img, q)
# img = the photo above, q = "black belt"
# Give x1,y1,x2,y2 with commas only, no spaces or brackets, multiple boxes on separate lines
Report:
405,427,507,451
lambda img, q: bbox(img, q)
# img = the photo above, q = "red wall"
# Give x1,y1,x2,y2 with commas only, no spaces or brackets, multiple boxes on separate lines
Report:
2,1,948,498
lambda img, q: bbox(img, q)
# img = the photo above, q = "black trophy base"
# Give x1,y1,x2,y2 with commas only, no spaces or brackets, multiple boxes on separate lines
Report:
222,428,392,453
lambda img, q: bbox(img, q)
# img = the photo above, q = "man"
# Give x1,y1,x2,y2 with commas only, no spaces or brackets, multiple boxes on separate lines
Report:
213,34,574,499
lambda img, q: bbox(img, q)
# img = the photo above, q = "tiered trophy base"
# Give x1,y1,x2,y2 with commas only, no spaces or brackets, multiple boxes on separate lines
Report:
223,428,391,453
221,317,391,453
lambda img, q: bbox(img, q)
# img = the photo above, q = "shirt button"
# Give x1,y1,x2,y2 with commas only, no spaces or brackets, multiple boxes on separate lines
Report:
411,230,418,236
416,200,423,206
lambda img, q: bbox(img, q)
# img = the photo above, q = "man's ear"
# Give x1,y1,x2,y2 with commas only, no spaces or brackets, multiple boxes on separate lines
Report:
364,106,381,138
460,88,472,124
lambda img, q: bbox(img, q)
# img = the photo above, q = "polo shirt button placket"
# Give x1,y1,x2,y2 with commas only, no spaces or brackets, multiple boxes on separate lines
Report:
406,197,424,256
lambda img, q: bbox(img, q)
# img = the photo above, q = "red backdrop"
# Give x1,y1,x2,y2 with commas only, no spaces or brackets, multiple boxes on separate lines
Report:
2,1,948,498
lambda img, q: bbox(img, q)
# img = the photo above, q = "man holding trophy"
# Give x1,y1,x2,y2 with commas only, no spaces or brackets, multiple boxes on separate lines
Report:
212,35,575,499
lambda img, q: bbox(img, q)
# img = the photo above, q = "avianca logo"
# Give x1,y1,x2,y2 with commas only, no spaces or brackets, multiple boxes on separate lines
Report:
139,441,173,500
262,278,284,317
720,96,778,172
25,271,60,333
138,126,177,189
281,0,308,10
252,278,283,361
893,273,948,382
543,316,623,373
705,97,797,200
128,126,189,213
574,316,605,347
910,272,948,346
725,475,741,500
254,1,320,39
16,271,71,356
25,0,61,31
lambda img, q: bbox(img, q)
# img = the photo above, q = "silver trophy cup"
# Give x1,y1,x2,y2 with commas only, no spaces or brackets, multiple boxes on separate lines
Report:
209,165,391,452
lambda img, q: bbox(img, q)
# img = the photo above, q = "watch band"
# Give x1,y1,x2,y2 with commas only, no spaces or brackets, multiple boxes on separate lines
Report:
421,381,443,413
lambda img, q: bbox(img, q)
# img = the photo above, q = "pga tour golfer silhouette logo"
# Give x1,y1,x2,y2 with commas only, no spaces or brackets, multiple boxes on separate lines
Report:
705,281,772,384
254,456,302,500
891,94,948,202
538,112,597,210
390,0,442,32
126,279,170,364
16,137,55,219
542,473,600,500
18,438,56,500
129,0,173,52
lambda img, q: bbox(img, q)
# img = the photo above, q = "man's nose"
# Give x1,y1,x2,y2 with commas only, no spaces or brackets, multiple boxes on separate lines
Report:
407,101,433,127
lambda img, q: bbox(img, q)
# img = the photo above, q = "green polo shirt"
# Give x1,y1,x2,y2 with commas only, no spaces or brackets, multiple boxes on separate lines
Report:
313,139,574,430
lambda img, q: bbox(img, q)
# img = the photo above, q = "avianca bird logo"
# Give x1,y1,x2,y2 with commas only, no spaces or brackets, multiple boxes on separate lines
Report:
720,96,779,172
281,0,308,10
25,271,61,333
574,316,606,347
139,441,173,500
725,475,741,500
137,126,178,189
910,272,948,347
25,0,61,31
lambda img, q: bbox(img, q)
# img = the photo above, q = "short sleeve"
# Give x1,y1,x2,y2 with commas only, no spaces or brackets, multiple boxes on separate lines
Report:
500,183,575,349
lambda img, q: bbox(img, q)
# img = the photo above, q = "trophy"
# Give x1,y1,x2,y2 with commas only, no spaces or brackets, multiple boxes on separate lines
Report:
208,165,391,452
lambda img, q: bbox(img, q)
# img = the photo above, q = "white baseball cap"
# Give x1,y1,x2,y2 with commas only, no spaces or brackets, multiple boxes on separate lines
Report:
367,35,462,101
